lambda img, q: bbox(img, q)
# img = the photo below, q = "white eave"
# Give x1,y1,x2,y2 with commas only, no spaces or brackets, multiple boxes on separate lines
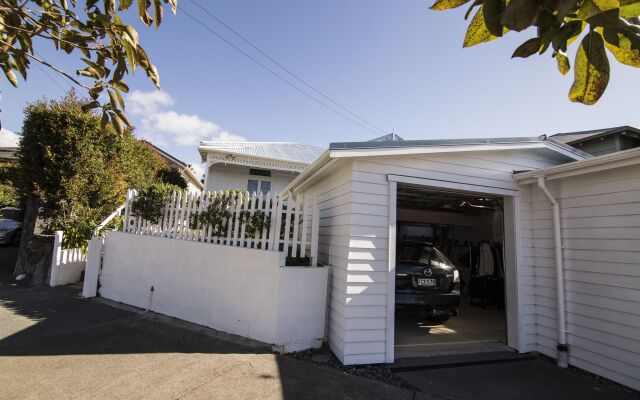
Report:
514,146,640,184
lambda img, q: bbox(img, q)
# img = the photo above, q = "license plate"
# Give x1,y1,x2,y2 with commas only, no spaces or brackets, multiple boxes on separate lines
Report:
417,278,436,287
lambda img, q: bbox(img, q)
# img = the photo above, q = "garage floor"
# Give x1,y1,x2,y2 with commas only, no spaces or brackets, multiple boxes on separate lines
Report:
395,299,506,358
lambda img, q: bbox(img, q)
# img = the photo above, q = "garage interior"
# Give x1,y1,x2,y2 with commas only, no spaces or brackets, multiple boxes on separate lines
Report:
395,185,508,358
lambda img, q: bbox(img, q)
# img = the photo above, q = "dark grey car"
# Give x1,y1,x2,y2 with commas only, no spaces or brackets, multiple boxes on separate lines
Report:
396,241,461,322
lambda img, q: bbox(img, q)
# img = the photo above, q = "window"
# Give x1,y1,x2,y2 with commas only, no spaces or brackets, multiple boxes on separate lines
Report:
247,179,272,194
249,168,271,177
247,179,259,194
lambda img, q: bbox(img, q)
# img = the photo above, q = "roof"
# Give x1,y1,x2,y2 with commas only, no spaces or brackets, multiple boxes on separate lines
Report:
142,140,204,190
514,146,640,184
198,141,325,165
550,126,640,145
330,135,590,159
282,135,590,195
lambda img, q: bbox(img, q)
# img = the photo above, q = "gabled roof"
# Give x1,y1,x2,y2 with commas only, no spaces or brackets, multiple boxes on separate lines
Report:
550,126,640,145
282,135,590,195
198,141,325,165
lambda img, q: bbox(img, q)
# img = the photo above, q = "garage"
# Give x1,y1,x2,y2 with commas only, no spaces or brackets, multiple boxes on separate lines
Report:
282,135,587,365
394,185,508,357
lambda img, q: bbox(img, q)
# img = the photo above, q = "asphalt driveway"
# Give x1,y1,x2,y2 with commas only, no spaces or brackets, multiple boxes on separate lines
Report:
0,268,423,400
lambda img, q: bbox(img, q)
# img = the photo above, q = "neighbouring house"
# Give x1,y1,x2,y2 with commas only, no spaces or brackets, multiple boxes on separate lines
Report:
143,140,204,193
198,141,324,194
551,125,640,156
0,147,17,162
282,136,640,390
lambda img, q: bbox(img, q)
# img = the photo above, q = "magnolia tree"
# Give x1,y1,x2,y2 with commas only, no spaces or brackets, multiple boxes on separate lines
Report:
0,0,177,132
431,0,640,104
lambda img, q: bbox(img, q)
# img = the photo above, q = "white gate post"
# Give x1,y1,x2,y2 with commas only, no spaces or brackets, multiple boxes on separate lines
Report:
49,231,63,287
82,236,104,298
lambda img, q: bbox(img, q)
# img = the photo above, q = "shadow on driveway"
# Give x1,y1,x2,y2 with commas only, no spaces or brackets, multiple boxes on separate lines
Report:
0,270,422,400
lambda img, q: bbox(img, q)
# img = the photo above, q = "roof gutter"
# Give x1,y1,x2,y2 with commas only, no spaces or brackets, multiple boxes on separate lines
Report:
537,176,569,368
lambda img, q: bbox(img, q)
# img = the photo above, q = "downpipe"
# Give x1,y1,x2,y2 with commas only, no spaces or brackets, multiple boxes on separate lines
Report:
537,176,569,368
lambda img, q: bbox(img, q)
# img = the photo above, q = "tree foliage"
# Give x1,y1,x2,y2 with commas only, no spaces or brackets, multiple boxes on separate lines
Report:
0,0,177,132
0,161,19,207
430,0,640,104
17,91,179,247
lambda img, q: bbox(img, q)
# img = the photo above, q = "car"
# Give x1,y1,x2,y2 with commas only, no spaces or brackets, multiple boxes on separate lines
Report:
395,241,461,322
0,207,22,246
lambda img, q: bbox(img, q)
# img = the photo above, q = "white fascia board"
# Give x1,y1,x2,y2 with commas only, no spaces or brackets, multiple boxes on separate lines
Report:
514,147,640,185
328,142,548,158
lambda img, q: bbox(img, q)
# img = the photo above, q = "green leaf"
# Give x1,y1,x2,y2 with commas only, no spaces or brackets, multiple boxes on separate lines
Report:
137,0,153,26
146,64,160,88
483,0,506,37
119,0,134,10
153,0,163,28
463,7,497,47
111,80,129,93
569,31,610,105
430,0,472,10
111,112,124,134
578,0,620,20
556,51,571,74
620,0,640,17
5,69,18,87
512,37,542,57
501,0,539,32
604,34,640,66
552,20,585,52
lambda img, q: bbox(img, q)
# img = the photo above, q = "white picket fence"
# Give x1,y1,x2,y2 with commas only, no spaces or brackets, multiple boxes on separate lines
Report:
122,189,319,266
49,231,87,287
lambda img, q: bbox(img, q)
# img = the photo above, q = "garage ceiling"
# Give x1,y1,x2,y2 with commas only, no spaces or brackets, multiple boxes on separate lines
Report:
397,185,503,214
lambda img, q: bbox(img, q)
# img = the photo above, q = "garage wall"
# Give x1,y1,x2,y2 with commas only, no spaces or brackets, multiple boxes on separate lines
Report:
519,164,640,390
297,162,354,362
337,150,566,365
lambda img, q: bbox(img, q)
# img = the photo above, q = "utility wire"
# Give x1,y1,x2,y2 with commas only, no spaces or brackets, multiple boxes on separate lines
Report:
178,5,386,135
188,0,387,135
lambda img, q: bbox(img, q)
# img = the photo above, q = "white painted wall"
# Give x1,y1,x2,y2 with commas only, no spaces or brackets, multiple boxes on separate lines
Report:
205,163,299,194
98,231,328,351
519,164,640,390
297,149,571,365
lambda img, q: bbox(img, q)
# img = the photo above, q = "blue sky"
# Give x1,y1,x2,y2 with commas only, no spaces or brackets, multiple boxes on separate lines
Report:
2,0,639,176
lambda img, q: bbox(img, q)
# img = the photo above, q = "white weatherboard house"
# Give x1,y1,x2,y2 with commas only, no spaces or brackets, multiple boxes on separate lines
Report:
198,141,324,195
283,136,640,390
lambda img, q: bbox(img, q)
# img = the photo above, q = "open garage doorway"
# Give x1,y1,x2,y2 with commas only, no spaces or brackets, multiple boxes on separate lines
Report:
394,185,508,358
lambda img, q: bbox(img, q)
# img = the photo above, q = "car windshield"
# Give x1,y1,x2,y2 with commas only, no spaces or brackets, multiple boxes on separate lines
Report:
397,244,453,267
397,245,434,264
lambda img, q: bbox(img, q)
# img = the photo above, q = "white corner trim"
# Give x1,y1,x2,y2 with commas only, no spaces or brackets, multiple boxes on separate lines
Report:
386,180,397,363
388,174,521,197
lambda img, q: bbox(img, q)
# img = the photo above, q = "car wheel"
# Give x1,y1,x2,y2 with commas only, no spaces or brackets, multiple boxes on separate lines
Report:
10,231,21,247
428,314,450,324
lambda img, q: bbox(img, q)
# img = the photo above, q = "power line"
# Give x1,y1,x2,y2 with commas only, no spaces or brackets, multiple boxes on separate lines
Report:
188,0,387,135
178,5,386,135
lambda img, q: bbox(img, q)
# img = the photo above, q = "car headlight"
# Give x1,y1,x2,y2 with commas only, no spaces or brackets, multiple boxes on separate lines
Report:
453,270,460,283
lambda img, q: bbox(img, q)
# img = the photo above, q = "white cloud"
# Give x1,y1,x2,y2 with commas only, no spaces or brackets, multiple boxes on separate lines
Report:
0,128,19,147
127,90,246,146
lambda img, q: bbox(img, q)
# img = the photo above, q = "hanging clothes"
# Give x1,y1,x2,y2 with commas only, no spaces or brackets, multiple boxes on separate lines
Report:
477,242,495,277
